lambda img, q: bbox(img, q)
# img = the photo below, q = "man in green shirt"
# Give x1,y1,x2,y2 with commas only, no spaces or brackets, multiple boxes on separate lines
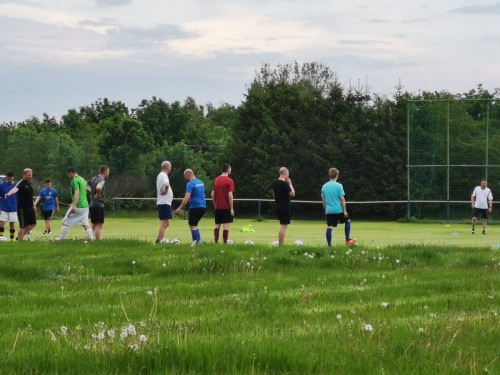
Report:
59,167,93,241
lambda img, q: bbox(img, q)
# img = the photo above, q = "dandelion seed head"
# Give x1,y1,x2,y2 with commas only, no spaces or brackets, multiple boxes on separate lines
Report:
97,332,105,340
60,326,68,334
132,260,136,265
139,334,147,342
381,302,389,309
129,344,139,351
364,323,374,332
336,314,342,320
107,329,115,338
396,259,401,264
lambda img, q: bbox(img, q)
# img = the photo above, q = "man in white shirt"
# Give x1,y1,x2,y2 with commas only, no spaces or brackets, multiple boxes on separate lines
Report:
471,178,493,235
156,161,173,244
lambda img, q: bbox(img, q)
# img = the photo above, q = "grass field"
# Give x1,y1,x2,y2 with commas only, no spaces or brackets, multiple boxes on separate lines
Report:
0,218,499,374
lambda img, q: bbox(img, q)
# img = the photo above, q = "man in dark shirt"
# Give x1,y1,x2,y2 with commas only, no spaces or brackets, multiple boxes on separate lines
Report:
5,168,36,241
272,167,295,245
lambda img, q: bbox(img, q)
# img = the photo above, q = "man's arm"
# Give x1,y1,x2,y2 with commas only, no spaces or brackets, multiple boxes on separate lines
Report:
228,191,234,216
34,195,41,210
71,189,80,212
175,192,191,214
341,196,348,216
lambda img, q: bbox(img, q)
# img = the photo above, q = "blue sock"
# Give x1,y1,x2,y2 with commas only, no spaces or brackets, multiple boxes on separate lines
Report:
191,230,197,242
345,221,351,241
326,228,332,247
193,229,201,242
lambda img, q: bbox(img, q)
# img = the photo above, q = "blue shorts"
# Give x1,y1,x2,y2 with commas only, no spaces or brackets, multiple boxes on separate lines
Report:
157,204,172,220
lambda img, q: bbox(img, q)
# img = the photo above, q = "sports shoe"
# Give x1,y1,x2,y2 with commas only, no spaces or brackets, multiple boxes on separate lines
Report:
472,229,475,234
43,231,47,235
47,230,52,234
482,230,486,235
345,239,358,246
191,240,198,247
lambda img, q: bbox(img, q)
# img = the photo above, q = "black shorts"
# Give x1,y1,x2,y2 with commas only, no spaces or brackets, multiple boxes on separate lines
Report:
214,209,233,224
472,208,488,219
276,206,291,225
18,207,36,228
42,210,54,221
326,213,349,227
188,207,206,227
157,204,172,221
90,206,105,224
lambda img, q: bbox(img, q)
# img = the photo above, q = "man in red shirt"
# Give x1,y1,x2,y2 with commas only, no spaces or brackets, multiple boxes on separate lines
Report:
211,163,235,244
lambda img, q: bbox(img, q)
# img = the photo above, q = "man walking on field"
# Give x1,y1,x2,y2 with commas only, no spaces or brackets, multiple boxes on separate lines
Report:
321,167,357,247
88,165,110,240
272,167,295,246
59,167,93,241
211,163,235,244
471,178,493,235
156,161,173,244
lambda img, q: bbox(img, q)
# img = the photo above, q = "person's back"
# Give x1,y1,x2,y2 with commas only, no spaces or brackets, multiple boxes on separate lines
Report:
273,179,291,209
213,175,234,209
72,175,89,209
187,178,206,208
321,180,344,214
89,175,105,208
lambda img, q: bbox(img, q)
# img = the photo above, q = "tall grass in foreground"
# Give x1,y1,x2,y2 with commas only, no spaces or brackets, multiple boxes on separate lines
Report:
0,240,498,374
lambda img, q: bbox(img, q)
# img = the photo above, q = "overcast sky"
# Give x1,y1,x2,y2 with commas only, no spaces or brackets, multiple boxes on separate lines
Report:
1,0,499,123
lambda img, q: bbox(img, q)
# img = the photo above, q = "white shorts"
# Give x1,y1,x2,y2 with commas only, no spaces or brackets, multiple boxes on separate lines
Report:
0,211,18,223
62,207,89,227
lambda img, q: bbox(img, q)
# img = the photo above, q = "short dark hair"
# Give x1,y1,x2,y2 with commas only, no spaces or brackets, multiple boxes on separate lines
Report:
44,179,51,183
6,171,14,178
67,167,77,174
99,165,109,174
222,163,231,173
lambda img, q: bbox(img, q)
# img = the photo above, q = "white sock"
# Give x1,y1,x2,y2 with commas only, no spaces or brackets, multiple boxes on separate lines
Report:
60,226,69,240
86,228,94,241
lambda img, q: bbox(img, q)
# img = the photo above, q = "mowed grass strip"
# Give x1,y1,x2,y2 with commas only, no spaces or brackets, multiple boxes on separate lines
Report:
0,238,498,375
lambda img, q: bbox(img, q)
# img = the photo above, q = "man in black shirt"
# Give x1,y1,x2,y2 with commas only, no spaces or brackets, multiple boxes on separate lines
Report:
272,167,295,245
5,168,36,241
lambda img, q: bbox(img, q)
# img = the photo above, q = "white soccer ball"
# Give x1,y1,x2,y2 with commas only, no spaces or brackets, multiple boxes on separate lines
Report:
226,240,234,245
244,240,254,245
294,240,304,246
159,238,169,244
170,239,181,244
271,240,279,247
0,236,7,242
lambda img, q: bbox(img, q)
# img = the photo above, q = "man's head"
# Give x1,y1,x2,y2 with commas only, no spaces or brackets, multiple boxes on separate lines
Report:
279,167,289,178
99,165,110,178
23,168,33,181
44,178,52,188
329,168,339,180
67,167,77,179
183,169,194,180
6,171,14,184
222,163,231,175
481,179,488,189
161,161,171,173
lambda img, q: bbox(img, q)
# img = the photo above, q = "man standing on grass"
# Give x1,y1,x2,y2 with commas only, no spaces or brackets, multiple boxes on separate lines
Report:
471,178,493,235
88,165,110,240
156,161,173,244
175,169,206,246
321,167,357,247
34,178,59,234
5,168,36,241
0,172,18,241
59,167,93,241
272,167,295,246
211,163,235,244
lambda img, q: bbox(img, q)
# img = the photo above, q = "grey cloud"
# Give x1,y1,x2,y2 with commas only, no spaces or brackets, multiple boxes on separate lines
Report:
365,19,390,23
449,2,500,15
96,0,132,7
338,39,392,46
106,24,197,49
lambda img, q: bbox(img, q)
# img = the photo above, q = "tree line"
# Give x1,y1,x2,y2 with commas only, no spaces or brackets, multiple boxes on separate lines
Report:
1,62,499,219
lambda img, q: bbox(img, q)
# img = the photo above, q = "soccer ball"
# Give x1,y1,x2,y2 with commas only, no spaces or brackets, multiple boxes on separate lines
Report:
170,239,181,244
294,240,304,246
226,240,234,245
159,238,169,244
0,236,7,242
271,240,279,247
245,240,254,245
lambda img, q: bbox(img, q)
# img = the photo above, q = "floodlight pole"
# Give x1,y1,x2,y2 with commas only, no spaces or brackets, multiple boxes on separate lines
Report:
406,102,411,219
446,101,450,220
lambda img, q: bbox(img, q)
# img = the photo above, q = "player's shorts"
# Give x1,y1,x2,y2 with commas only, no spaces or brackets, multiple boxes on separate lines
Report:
326,213,349,227
188,207,206,226
157,204,172,221
0,211,18,223
18,207,36,228
276,206,291,225
472,208,488,219
62,207,89,227
90,206,105,224
214,209,233,224
42,210,54,221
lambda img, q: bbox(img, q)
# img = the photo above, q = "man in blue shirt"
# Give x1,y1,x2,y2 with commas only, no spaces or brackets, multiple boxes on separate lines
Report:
34,179,59,234
175,169,206,246
0,172,18,241
321,167,357,247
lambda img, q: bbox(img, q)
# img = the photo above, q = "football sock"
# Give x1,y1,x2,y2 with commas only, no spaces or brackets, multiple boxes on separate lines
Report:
223,230,229,244
214,228,220,243
60,226,69,240
86,229,93,241
192,229,201,243
10,229,15,240
345,221,351,241
326,228,332,247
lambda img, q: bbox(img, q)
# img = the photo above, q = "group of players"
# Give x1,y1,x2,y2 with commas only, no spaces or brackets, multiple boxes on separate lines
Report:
0,166,109,242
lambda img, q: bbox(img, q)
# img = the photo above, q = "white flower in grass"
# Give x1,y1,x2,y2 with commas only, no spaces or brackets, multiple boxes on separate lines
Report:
162,263,167,267
107,329,115,338
246,262,251,267
381,302,389,309
140,321,146,327
97,332,105,340
129,344,139,351
91,333,98,339
147,290,153,296
60,326,68,335
120,330,128,340
418,328,425,334
336,314,342,320
364,323,374,332
132,260,136,265
396,259,401,265
139,334,147,342
127,324,136,336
